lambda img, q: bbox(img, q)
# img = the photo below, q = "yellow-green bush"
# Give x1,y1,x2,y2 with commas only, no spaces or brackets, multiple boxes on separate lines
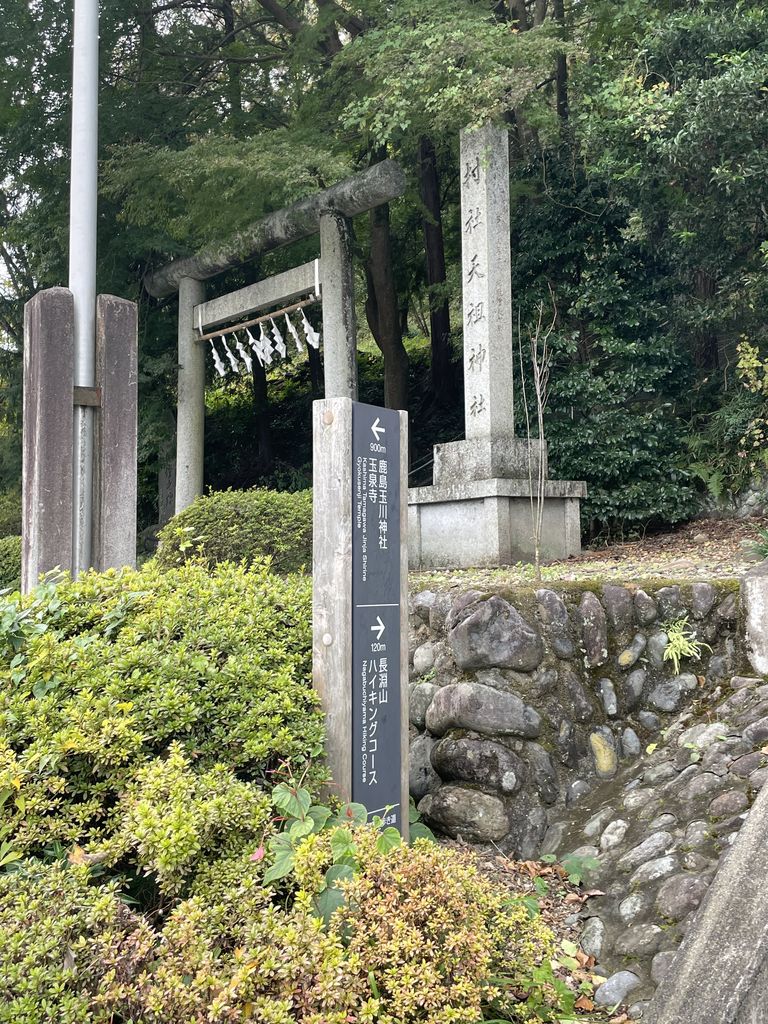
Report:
0,536,20,591
0,841,570,1024
0,863,141,1024
0,560,324,883
155,488,312,575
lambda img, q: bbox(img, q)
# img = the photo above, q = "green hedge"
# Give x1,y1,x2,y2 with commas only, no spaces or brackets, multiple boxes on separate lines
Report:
0,536,20,592
156,487,312,574
0,560,324,872
0,492,21,539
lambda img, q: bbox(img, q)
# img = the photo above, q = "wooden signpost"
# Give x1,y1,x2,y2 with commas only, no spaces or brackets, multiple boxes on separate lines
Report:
313,397,409,836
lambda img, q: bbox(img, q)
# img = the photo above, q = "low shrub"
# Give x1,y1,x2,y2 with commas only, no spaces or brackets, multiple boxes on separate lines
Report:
0,560,324,885
155,488,312,574
0,863,141,1024
0,563,590,1024
0,536,20,591
0,840,572,1024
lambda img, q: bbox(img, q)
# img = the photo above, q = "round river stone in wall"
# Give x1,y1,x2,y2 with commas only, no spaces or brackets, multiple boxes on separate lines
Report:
600,818,630,851
409,733,440,802
629,854,679,887
412,641,436,676
409,682,437,730
589,727,618,778
634,589,658,626
579,592,608,667
602,584,634,631
594,972,641,1007
621,727,642,757
654,873,709,921
562,666,594,722
647,631,669,669
536,588,575,658
425,681,541,738
622,668,646,710
648,675,697,712
614,923,664,957
523,743,559,804
411,590,436,622
656,585,683,619
431,736,526,794
691,582,716,619
617,831,675,873
618,633,647,669
418,784,509,843
598,678,618,716
448,596,544,671
580,917,606,960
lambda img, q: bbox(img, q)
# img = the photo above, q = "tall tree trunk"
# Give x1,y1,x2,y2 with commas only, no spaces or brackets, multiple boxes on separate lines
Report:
418,135,454,405
251,358,274,474
692,270,719,371
508,0,528,30
553,0,569,124
222,1,244,131
365,203,409,411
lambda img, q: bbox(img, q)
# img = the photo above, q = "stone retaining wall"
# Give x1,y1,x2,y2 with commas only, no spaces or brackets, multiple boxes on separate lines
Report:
408,581,744,854
408,579,768,1016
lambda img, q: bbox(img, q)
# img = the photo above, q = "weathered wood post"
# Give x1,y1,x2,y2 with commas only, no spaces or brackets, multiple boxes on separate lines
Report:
93,295,138,570
22,288,139,590
22,289,75,591
175,276,206,514
313,397,409,835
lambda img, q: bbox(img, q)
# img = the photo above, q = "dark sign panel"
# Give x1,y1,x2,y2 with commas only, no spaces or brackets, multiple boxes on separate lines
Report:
351,401,402,831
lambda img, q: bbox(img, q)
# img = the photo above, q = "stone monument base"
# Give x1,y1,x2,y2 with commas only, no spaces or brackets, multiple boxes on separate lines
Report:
407,439,586,570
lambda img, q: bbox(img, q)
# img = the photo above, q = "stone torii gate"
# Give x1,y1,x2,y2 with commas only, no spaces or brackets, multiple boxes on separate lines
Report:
144,160,406,514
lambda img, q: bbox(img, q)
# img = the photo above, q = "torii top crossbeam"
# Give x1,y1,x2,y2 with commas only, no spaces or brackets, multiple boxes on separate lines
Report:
144,160,406,299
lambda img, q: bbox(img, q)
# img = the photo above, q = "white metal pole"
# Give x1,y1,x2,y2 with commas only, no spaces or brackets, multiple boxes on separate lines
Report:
68,0,99,575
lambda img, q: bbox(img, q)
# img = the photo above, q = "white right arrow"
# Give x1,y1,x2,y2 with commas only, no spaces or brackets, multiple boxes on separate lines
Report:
371,417,386,441
371,616,386,640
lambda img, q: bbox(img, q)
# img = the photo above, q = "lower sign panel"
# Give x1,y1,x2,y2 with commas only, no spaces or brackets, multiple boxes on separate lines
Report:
351,402,402,831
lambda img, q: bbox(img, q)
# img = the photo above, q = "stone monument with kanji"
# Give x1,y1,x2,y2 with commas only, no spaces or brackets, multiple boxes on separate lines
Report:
408,123,585,568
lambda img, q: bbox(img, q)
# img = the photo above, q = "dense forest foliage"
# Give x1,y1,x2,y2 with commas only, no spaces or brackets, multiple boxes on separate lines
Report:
1,0,768,537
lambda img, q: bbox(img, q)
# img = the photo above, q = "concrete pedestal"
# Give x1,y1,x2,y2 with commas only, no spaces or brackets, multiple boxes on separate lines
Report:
408,476,584,569
409,436,585,569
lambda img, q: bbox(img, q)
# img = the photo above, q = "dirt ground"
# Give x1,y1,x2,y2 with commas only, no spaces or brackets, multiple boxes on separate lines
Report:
410,515,768,591
441,839,631,1021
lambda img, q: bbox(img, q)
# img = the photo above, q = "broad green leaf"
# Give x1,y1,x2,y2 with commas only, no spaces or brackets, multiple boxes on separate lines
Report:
336,801,368,826
324,863,355,887
289,817,314,840
263,848,295,885
375,827,402,855
330,827,358,866
307,805,332,832
408,821,436,843
312,884,345,928
272,782,311,821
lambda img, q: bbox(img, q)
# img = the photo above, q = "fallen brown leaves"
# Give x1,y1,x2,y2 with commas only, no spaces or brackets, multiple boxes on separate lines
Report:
411,515,767,591
441,840,638,1021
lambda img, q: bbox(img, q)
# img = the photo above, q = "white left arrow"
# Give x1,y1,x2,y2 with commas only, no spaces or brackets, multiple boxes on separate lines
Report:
371,417,386,441
371,616,386,640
